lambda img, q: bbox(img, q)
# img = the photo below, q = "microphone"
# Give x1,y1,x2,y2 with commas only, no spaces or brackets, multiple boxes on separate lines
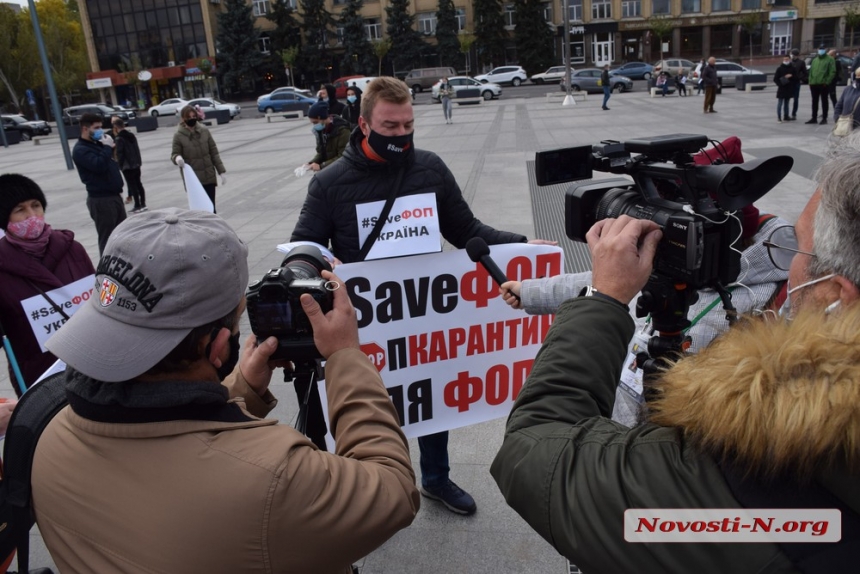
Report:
465,237,520,302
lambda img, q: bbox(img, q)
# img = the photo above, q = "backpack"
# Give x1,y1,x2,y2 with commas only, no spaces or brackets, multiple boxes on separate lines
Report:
0,372,69,574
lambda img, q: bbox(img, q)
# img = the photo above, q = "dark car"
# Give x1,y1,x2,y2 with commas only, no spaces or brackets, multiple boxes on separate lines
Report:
610,62,654,80
1,114,52,141
257,91,317,114
561,68,634,93
62,104,132,126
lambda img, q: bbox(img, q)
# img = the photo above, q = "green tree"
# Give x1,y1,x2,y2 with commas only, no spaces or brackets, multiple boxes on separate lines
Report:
386,0,426,73
844,5,860,48
435,0,460,69
513,0,553,76
299,0,333,83
339,0,374,75
373,38,391,76
648,15,674,63
0,5,29,110
280,46,300,86
459,31,476,74
737,12,761,62
472,0,506,69
216,0,263,94
266,0,302,56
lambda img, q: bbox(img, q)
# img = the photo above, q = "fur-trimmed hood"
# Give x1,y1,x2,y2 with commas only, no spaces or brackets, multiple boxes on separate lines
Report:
649,306,860,477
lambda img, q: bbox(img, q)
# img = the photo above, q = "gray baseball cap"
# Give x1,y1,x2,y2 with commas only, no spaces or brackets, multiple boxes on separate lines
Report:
46,208,249,382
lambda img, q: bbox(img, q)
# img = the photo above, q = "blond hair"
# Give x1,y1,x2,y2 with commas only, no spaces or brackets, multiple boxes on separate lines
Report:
360,77,411,123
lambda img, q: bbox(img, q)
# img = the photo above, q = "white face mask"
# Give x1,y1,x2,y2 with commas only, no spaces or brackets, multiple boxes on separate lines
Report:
780,273,837,317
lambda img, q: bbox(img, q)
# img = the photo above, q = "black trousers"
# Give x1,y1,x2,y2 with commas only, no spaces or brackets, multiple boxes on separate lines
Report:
86,195,127,255
122,168,146,209
202,183,217,213
810,84,829,120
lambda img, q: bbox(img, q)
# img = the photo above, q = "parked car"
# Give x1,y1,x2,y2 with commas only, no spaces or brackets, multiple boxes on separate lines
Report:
803,53,854,85
404,67,457,93
1,114,51,141
431,76,502,101
530,66,568,84
610,62,654,80
147,98,189,117
95,102,137,119
713,61,764,87
561,69,633,93
257,91,317,114
475,66,528,87
257,87,313,105
178,98,241,118
332,75,364,98
62,104,133,126
652,59,696,77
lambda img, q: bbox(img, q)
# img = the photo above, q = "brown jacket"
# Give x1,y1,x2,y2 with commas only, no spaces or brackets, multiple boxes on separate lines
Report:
171,123,225,185
32,348,419,573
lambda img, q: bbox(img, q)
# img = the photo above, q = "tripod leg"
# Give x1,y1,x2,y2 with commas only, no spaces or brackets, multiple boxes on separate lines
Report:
293,372,329,451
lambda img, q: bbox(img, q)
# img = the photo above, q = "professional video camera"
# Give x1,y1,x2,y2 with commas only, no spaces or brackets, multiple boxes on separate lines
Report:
246,245,335,363
535,134,792,371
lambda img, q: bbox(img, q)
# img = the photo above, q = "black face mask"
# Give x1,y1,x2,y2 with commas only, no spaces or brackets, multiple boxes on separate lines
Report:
186,118,198,127
367,129,414,164
204,329,241,381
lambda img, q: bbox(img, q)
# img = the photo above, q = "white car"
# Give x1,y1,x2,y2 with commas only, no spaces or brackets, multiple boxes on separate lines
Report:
530,66,568,84
431,77,502,101
475,66,528,87
178,98,241,118
257,87,313,104
147,98,188,117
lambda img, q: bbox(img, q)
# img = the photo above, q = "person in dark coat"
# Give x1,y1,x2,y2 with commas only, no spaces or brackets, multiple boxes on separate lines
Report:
0,174,95,395
774,55,797,122
788,48,808,121
323,84,346,116
341,85,362,128
702,57,719,113
306,101,351,172
112,117,146,213
828,49,843,111
834,67,860,130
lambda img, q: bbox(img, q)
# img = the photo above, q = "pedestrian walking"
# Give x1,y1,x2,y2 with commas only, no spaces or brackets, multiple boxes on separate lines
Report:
788,48,807,120
112,117,146,213
806,46,836,125
675,69,687,96
72,113,127,255
171,105,226,213
702,57,719,113
601,65,611,110
774,55,796,123
439,77,454,123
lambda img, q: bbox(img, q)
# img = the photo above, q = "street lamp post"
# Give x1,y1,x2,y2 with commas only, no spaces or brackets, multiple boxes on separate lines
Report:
562,0,575,106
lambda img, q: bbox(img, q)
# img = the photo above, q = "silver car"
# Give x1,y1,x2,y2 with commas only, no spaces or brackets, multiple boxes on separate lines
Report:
561,69,633,93
431,77,502,101
714,61,764,88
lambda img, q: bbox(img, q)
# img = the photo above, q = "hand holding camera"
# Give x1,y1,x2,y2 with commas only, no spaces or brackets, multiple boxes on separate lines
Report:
586,216,662,305
302,270,360,358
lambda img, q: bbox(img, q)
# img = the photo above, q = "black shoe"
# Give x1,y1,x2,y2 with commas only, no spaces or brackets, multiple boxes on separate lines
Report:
602,106,609,110
805,118,818,124
710,109,717,113
421,480,477,515
790,115,797,120
819,118,827,125
785,116,796,121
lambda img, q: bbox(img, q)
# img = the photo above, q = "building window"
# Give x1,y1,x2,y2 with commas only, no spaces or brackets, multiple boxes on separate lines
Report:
504,4,516,27
285,0,297,7
621,1,640,17
652,0,670,15
252,0,269,16
567,0,582,21
740,0,759,9
259,35,270,53
711,0,731,11
770,20,792,55
335,26,344,45
592,0,611,19
365,18,382,40
542,1,553,22
681,0,700,13
418,12,437,35
456,8,466,31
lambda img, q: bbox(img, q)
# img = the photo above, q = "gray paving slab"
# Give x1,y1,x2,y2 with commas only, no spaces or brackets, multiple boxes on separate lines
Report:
0,84,841,573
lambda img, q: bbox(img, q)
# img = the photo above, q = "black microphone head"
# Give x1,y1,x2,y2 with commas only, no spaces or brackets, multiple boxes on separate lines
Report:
466,237,490,262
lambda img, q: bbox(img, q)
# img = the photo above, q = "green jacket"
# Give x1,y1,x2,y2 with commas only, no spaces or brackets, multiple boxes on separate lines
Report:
807,54,836,86
491,297,860,573
311,116,351,169
171,124,225,185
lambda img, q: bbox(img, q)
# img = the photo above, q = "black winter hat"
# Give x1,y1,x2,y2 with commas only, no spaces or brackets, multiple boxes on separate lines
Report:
0,173,47,230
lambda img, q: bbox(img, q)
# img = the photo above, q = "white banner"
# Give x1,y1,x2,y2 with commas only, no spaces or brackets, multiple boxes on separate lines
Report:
318,244,564,440
19,275,96,352
355,193,442,260
183,164,214,213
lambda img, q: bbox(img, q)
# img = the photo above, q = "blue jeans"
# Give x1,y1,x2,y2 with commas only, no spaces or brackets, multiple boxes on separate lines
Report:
602,86,611,108
418,431,449,488
791,82,802,117
777,98,790,120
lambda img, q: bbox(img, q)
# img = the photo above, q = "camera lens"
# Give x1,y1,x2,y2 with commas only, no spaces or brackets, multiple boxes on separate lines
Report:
281,245,332,279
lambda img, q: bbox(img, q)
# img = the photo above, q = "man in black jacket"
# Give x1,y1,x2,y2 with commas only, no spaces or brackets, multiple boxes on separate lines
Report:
112,117,146,213
702,57,719,113
72,113,126,255
291,76,553,516
789,48,808,121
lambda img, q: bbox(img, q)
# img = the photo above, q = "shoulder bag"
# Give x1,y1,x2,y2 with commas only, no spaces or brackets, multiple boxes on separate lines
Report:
832,93,860,137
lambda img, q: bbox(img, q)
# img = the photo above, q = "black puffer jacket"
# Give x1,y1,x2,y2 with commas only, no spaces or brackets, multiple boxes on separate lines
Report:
291,129,527,263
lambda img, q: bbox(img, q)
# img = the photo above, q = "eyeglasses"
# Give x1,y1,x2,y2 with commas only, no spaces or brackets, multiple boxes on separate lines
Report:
762,225,816,270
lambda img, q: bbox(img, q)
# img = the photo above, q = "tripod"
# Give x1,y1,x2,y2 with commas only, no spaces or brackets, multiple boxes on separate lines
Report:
288,359,329,451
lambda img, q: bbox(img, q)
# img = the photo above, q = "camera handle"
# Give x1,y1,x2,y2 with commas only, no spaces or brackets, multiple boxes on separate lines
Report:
285,360,329,451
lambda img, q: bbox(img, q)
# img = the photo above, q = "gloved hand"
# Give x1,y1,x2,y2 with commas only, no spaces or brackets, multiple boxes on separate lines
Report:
100,134,115,148
220,173,227,186
175,155,185,168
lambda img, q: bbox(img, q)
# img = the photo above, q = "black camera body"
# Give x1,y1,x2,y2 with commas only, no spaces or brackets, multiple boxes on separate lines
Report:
246,246,333,362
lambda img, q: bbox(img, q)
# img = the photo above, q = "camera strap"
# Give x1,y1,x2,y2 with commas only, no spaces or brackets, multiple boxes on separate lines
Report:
25,279,72,322
357,167,406,262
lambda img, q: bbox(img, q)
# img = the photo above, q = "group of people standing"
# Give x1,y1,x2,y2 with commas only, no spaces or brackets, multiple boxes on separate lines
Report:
774,46,857,126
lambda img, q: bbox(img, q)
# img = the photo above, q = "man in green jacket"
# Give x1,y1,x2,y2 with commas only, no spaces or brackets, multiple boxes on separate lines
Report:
306,100,351,172
806,45,836,125
491,135,860,573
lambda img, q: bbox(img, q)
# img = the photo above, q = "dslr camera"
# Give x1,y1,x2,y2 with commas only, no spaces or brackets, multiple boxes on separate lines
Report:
246,245,335,362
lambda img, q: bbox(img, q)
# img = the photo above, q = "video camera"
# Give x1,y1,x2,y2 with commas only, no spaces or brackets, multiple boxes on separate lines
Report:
246,245,335,363
535,134,792,369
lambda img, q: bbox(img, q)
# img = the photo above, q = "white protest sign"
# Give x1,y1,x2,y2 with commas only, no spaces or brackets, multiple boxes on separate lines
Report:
183,164,214,213
318,244,564,440
19,275,96,352
355,193,442,260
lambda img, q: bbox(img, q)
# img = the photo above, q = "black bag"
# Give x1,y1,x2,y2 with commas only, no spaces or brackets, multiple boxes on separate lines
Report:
0,372,69,574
